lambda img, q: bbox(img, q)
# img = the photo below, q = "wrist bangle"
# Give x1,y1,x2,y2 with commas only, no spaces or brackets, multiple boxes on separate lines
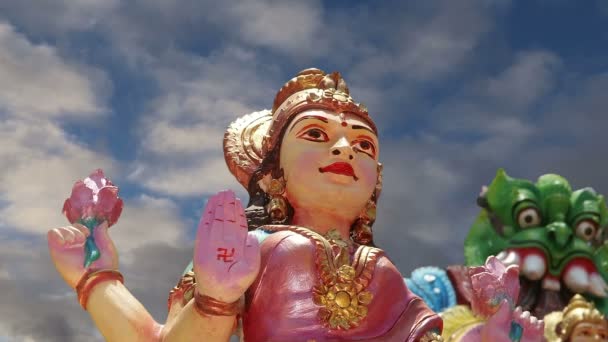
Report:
76,269,124,310
193,290,241,317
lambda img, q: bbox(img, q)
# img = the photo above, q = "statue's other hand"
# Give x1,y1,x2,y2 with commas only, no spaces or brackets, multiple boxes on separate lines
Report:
194,190,260,303
47,221,119,289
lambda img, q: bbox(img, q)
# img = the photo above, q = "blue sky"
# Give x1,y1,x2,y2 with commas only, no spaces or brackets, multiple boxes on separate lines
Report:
1,1,608,340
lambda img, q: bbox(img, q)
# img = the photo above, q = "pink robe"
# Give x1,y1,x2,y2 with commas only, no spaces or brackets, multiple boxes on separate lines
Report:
242,228,442,341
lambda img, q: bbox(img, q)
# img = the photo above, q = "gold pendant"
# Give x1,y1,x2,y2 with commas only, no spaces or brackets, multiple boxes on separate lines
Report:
262,226,381,330
312,263,374,329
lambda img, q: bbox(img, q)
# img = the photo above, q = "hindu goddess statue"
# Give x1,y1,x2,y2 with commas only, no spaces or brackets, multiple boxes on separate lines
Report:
47,68,444,341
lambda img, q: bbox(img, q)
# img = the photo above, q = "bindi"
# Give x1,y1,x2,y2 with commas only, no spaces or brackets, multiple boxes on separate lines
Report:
339,113,347,127
216,247,236,262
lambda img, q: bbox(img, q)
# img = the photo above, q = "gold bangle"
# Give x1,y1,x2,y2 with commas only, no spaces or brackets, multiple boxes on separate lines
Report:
193,291,241,317
76,269,124,310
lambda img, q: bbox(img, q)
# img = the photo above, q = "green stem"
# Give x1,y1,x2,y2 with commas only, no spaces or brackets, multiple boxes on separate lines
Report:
80,217,100,268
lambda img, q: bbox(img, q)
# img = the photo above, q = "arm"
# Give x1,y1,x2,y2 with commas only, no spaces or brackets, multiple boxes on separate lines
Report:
48,223,163,341
161,301,235,342
74,273,235,342
48,191,258,342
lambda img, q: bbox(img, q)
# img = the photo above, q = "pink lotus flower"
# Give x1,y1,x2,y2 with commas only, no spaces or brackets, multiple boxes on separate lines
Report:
62,169,123,267
62,169,123,226
469,255,520,318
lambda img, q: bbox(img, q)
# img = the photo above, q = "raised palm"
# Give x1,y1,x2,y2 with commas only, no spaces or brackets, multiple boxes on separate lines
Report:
194,190,261,303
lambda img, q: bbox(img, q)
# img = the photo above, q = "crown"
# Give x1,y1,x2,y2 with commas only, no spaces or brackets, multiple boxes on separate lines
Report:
224,68,376,190
557,294,605,339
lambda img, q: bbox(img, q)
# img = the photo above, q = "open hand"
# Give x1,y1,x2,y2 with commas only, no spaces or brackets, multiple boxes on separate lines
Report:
193,190,260,303
47,221,118,289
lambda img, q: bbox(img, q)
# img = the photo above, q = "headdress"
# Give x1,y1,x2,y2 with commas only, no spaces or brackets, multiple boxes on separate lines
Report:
555,294,606,340
223,68,376,189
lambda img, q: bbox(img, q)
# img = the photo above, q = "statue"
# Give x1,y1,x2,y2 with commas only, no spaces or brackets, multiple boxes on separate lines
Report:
47,68,443,341
544,294,608,341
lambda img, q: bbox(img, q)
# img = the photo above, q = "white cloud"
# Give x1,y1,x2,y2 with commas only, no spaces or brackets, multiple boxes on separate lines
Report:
140,121,224,155
349,0,509,84
0,21,108,119
486,51,561,109
0,0,119,35
227,0,325,55
111,194,189,259
128,155,244,197
0,120,116,234
129,48,278,198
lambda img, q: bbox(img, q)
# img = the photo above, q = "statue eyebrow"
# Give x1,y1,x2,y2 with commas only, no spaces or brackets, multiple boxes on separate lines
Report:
289,115,329,132
352,124,375,135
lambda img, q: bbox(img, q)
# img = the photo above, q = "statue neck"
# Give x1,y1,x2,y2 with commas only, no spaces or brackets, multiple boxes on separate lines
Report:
290,207,353,240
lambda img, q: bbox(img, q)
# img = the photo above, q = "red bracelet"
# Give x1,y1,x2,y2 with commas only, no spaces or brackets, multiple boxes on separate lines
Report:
193,291,241,317
76,269,124,310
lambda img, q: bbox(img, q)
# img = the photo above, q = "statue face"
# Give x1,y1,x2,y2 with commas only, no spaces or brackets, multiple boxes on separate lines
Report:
279,109,379,221
570,321,608,341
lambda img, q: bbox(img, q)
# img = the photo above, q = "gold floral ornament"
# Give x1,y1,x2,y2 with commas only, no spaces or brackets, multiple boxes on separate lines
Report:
263,226,381,330
312,264,374,329
311,229,375,330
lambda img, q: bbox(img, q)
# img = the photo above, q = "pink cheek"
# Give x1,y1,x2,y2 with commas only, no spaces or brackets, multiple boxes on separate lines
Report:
358,161,378,184
293,150,322,167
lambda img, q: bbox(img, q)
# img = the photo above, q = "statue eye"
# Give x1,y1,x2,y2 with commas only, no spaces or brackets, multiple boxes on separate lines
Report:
575,219,599,241
352,139,377,158
516,207,541,228
298,128,329,142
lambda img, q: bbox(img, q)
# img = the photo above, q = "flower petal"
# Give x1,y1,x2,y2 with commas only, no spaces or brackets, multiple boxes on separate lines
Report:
107,198,123,227
87,169,107,188
62,199,81,223
68,180,94,209
97,186,119,210
485,255,506,275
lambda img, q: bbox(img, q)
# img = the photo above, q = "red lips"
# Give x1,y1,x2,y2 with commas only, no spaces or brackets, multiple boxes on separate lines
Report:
319,162,356,178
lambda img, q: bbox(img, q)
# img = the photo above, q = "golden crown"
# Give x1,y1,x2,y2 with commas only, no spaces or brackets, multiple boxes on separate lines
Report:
557,294,605,339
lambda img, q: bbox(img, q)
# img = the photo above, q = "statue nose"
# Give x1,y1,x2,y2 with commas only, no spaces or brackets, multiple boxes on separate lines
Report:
330,137,353,160
546,222,572,248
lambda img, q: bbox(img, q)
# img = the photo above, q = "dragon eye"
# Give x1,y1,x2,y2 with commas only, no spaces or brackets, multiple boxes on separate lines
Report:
575,219,598,241
516,207,541,228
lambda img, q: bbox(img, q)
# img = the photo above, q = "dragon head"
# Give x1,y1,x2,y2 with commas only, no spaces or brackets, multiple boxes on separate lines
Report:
465,169,608,316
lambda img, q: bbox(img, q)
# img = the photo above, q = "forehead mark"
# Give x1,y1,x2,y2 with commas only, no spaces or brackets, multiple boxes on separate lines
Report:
339,113,347,126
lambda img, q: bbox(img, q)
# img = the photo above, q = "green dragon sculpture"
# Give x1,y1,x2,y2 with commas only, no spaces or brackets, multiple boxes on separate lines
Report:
465,169,608,317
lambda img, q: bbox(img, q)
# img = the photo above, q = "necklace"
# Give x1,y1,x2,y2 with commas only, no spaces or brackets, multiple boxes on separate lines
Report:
262,225,382,330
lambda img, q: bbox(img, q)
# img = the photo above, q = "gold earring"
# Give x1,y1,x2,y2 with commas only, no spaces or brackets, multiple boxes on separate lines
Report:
266,177,287,223
351,163,382,245
352,200,376,245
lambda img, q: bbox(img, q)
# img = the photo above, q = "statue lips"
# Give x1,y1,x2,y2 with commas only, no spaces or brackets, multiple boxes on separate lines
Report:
318,162,358,180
